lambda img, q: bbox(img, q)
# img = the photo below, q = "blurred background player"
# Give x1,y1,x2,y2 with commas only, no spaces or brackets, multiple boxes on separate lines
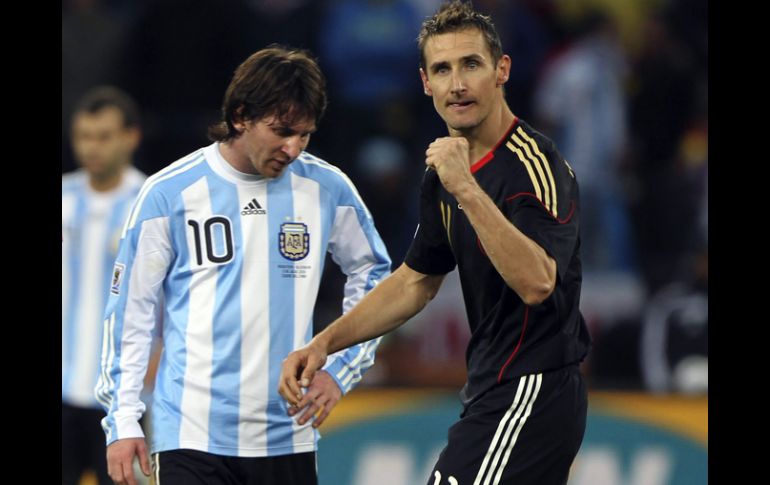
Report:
62,86,147,485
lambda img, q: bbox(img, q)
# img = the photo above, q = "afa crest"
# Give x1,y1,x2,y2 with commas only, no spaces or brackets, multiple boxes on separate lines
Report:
279,222,310,261
110,263,125,295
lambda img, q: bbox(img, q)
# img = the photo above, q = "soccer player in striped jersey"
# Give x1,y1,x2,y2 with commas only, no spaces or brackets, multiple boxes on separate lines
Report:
62,86,146,485
280,2,591,484
95,46,391,485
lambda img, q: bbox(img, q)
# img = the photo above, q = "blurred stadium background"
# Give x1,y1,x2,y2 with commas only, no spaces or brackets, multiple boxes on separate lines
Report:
63,0,707,483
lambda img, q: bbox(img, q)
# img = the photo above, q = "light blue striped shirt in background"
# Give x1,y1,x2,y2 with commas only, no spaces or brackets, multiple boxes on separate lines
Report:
62,167,146,409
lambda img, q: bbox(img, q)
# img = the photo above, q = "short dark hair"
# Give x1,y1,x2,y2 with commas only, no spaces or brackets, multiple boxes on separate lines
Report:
208,45,328,142
72,86,141,128
417,1,503,70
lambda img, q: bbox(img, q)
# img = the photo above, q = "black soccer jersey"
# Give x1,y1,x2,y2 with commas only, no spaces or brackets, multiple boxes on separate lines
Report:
405,117,591,406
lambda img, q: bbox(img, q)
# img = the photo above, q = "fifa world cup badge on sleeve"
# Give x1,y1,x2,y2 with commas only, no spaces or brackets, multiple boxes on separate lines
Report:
279,222,310,261
110,262,126,295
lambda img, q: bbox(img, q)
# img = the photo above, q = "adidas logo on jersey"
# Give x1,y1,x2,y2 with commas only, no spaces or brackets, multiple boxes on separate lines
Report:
242,198,266,215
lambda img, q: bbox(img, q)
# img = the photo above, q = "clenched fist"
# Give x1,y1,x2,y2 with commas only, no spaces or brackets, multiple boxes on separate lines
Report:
425,137,478,197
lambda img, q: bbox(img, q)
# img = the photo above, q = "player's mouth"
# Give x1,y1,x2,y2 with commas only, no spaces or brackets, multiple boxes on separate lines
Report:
265,158,292,175
447,100,476,111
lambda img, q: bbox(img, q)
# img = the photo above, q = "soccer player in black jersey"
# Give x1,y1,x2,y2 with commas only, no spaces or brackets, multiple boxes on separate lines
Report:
279,2,591,483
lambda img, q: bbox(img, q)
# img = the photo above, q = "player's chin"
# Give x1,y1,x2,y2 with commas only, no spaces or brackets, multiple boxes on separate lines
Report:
81,160,108,173
447,119,480,131
443,113,479,131
263,162,289,178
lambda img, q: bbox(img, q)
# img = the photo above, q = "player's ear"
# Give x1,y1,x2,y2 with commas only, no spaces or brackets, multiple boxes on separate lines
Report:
125,126,141,152
232,105,248,132
420,68,433,97
496,55,511,86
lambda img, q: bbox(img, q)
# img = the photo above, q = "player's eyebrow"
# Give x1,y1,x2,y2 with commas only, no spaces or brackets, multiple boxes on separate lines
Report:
268,119,317,136
429,60,451,74
429,54,485,74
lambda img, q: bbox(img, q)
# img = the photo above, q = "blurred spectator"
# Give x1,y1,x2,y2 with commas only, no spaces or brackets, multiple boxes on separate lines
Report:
477,0,558,119
664,0,708,72
247,0,322,51
315,0,424,166
354,137,419,265
627,11,701,292
534,10,637,275
319,0,421,106
111,0,262,175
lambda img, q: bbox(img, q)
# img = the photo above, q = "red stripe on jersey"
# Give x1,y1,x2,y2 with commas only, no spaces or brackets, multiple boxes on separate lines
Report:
505,193,576,224
470,116,519,174
470,151,495,175
498,306,529,382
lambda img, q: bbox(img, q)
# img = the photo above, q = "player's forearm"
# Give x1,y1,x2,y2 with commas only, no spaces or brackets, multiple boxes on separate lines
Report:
454,183,555,305
315,264,441,355
98,346,151,444
98,233,167,422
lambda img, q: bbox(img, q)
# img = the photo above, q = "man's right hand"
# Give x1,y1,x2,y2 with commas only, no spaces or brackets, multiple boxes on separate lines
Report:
279,341,328,407
106,437,151,485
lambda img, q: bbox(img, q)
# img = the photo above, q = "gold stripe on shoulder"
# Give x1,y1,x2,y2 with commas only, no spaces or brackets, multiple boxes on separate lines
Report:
505,141,542,203
511,132,553,215
516,127,558,217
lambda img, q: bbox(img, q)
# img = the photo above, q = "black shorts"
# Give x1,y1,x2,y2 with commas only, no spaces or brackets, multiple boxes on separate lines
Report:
428,365,587,485
152,449,317,485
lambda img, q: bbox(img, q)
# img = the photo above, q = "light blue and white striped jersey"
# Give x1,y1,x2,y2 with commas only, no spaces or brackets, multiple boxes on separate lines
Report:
96,143,390,457
62,167,146,408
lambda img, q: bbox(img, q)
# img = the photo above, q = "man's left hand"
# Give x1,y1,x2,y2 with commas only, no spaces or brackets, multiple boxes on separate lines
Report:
287,370,342,428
